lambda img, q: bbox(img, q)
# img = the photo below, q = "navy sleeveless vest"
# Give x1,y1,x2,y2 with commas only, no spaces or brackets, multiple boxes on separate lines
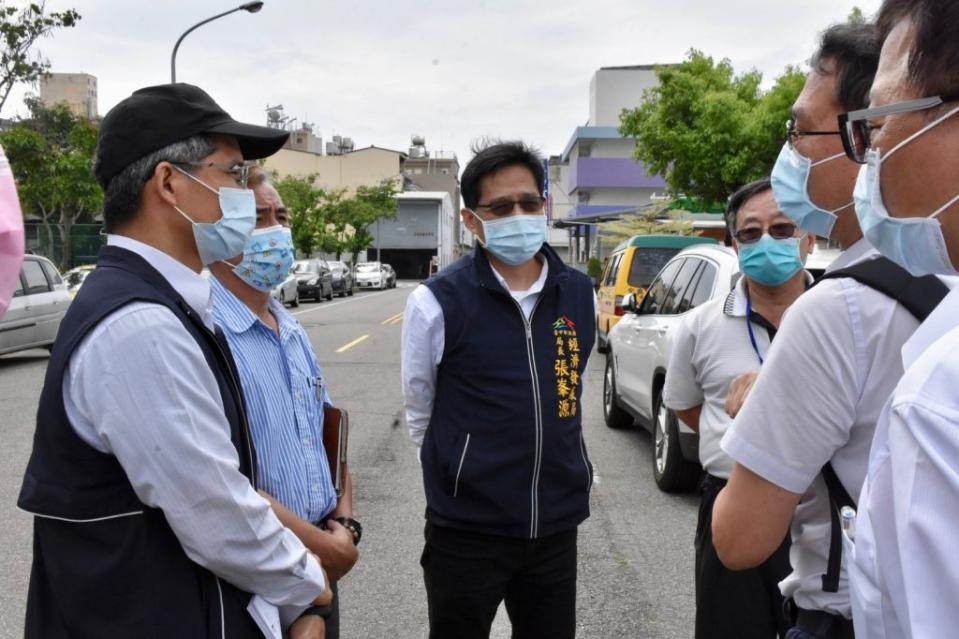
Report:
17,246,262,638
422,243,596,539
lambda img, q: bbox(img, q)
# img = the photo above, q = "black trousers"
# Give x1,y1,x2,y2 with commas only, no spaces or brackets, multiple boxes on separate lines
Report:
696,474,792,639
421,523,577,639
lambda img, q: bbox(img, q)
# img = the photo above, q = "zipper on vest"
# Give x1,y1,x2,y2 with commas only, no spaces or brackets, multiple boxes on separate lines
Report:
453,433,471,497
509,295,545,540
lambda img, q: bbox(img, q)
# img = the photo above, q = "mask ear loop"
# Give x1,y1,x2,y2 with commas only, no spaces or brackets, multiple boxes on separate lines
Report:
808,151,856,215
878,104,959,220
467,209,488,247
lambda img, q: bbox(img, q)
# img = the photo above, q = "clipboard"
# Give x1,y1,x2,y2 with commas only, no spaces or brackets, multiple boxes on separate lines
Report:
323,406,349,498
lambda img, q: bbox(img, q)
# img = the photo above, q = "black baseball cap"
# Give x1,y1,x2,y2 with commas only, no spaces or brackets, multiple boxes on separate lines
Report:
94,83,289,188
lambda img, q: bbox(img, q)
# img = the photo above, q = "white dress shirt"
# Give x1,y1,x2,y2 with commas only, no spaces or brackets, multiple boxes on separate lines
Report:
721,239,922,617
401,258,551,450
850,282,959,639
59,235,325,608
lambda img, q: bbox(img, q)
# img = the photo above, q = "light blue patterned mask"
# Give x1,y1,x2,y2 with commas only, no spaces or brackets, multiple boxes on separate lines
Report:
229,225,295,292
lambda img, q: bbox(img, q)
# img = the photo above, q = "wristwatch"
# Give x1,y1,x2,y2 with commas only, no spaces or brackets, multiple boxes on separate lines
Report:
331,516,362,545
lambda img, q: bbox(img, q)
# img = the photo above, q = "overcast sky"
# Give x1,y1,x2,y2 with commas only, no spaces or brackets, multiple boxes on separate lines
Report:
3,0,882,164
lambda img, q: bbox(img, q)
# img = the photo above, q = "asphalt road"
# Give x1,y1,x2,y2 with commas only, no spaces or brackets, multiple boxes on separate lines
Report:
0,282,698,638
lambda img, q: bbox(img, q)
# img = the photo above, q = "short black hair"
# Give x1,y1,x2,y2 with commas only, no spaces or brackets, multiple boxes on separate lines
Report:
724,178,773,236
811,22,881,110
461,140,545,210
877,0,959,98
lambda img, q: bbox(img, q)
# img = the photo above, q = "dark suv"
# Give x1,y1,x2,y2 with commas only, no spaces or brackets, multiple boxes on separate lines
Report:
328,261,354,297
293,259,334,302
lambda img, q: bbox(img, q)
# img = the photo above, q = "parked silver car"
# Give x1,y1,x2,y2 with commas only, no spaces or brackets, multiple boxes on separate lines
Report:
0,255,72,355
604,243,740,492
271,273,300,307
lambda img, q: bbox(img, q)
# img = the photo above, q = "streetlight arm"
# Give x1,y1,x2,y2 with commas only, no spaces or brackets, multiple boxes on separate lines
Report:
170,6,245,83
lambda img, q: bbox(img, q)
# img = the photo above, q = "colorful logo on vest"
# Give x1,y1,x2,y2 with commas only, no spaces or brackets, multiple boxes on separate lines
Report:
553,316,581,418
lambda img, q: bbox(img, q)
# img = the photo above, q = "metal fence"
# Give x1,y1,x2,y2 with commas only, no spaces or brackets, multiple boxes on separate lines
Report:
24,222,104,271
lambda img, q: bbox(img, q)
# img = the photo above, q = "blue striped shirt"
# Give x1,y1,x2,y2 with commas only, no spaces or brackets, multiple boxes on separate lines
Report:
211,277,337,523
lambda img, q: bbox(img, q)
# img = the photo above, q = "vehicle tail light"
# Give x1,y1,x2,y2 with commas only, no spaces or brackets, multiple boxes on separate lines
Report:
614,295,624,316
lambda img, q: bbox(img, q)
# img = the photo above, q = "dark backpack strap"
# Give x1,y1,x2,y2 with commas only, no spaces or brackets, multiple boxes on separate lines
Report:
816,256,948,593
821,462,856,593
818,256,949,322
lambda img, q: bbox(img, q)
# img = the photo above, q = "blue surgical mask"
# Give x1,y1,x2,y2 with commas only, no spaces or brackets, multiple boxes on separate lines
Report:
738,235,804,286
226,225,295,292
853,104,959,277
173,166,256,265
771,143,852,238
471,211,546,266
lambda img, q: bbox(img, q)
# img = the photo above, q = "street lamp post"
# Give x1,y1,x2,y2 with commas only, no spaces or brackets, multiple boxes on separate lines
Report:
170,2,264,83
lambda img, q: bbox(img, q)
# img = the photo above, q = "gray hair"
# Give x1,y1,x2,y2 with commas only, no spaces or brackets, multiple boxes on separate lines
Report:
98,134,217,233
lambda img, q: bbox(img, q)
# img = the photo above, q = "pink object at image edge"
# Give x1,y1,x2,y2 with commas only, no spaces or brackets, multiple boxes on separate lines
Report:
0,143,26,318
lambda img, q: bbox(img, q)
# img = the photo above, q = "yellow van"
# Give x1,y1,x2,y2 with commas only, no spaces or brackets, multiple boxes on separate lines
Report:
596,235,718,353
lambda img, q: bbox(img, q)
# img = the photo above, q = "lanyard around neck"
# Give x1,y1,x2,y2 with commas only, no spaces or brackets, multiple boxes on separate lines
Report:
745,295,765,365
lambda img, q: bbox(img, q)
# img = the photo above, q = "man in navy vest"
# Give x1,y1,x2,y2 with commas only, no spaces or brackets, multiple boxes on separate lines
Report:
17,84,330,638
401,141,596,639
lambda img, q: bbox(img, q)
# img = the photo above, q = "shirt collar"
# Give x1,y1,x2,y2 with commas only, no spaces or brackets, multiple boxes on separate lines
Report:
489,255,549,299
723,271,814,318
107,234,213,329
825,237,879,273
901,276,959,367
210,276,299,341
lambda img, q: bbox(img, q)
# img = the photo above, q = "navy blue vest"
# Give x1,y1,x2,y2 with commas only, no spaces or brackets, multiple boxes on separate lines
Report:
17,246,262,638
422,244,596,539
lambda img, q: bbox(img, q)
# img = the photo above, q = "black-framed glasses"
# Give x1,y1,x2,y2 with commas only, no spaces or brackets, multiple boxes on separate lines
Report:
838,95,959,163
172,161,251,188
474,195,545,217
733,222,798,245
785,119,841,149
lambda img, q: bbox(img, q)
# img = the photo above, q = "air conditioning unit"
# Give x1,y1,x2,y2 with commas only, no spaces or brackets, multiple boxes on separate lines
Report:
578,191,591,204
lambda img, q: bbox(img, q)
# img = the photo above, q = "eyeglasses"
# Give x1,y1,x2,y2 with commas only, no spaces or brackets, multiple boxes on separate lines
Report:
838,95,959,163
474,195,545,217
785,119,841,149
172,161,251,188
733,222,798,245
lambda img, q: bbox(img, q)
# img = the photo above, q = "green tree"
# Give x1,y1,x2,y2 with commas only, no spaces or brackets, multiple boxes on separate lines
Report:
0,98,101,267
619,50,805,207
598,203,699,249
0,2,81,111
273,173,325,257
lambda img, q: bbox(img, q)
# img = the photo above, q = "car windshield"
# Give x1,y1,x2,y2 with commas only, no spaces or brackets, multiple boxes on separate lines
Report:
293,261,318,274
356,263,380,273
627,248,682,289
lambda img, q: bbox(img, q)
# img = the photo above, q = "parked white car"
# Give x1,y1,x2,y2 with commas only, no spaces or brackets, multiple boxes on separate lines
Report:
355,262,386,290
272,273,300,307
604,243,741,492
0,255,72,355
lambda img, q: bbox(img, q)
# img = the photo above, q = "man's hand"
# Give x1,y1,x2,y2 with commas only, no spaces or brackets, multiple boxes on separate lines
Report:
725,370,759,419
311,559,334,607
320,520,359,582
290,614,325,639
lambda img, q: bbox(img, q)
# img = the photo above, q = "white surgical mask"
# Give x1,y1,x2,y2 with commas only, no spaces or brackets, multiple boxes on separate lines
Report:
771,143,852,238
173,166,256,265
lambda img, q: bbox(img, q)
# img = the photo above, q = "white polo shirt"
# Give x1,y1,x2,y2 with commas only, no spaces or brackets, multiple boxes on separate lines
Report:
850,282,959,638
721,239,923,618
663,275,776,480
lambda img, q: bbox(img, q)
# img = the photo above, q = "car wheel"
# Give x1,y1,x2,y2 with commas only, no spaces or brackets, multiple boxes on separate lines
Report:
652,394,701,493
290,290,300,308
603,354,633,429
325,286,334,301
347,284,354,296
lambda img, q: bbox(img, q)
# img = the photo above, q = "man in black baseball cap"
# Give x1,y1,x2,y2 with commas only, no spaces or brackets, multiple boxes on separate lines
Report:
18,83,331,637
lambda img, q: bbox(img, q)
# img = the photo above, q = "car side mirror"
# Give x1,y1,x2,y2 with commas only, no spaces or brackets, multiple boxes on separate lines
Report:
622,292,638,314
